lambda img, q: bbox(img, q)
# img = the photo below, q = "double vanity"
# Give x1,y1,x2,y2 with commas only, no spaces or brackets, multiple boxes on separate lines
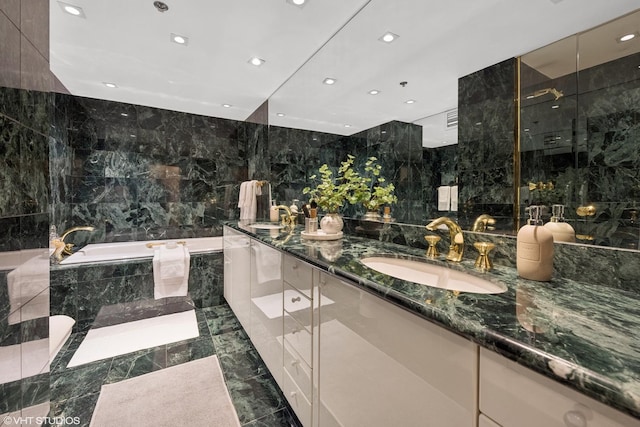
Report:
223,222,640,427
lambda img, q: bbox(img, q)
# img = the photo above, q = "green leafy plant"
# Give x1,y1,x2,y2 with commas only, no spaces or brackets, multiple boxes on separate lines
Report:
352,157,398,212
303,155,361,213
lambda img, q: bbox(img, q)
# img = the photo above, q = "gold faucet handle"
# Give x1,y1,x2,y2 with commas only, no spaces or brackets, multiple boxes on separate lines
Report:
425,235,441,259
473,242,495,271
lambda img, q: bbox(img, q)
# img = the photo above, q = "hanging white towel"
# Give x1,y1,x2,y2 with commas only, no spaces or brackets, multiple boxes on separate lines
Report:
153,243,190,299
450,185,458,212
238,181,248,214
7,254,50,325
437,186,451,211
238,180,259,222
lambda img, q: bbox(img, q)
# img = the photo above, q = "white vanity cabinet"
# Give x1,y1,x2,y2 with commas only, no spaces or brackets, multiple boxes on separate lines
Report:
249,239,284,388
223,227,252,332
224,228,639,427
479,348,640,427
317,271,479,427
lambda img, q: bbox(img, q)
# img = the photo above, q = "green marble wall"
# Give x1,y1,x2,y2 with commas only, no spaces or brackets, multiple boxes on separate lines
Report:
458,58,517,232
50,94,251,245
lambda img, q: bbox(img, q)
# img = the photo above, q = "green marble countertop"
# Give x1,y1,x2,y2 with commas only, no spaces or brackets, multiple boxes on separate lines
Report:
227,222,640,420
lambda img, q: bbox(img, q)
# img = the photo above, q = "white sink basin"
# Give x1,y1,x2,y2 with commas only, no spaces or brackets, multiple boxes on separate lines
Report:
360,256,507,294
248,223,283,230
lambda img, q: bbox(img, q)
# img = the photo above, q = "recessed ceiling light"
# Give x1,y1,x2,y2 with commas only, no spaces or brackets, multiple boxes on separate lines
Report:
618,33,636,42
551,105,560,109
120,113,128,117
368,90,380,95
379,32,399,43
344,124,351,128
524,128,530,132
222,104,232,108
286,0,307,7
58,2,85,18
405,99,416,104
323,78,336,85
276,113,285,117
171,33,189,45
248,57,265,67
103,82,118,88
475,122,482,126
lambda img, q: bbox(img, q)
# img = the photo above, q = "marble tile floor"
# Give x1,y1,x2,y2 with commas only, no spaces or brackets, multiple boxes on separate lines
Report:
49,303,302,427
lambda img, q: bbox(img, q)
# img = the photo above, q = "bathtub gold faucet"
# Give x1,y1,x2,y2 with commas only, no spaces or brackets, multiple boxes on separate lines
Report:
426,217,464,262
59,226,96,257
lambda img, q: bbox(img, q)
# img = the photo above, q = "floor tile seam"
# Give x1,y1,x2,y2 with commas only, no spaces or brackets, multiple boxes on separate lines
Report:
240,407,292,427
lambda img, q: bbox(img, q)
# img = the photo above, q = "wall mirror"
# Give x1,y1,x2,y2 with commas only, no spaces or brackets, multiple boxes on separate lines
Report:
520,9,640,250
268,7,640,251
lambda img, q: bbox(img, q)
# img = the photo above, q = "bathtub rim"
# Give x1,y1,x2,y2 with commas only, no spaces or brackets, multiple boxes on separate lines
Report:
57,236,223,266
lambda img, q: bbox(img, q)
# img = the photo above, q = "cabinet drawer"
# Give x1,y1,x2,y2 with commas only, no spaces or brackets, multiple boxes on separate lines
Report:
284,282,312,329
284,340,312,401
283,255,313,294
480,348,640,427
283,369,312,427
284,315,312,367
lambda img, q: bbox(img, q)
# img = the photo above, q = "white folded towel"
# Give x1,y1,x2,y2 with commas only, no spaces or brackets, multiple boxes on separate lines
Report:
153,243,190,299
437,186,451,211
450,185,458,212
7,254,50,325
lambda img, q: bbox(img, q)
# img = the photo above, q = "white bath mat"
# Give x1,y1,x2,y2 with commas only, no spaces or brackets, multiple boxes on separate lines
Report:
90,355,240,427
68,310,199,368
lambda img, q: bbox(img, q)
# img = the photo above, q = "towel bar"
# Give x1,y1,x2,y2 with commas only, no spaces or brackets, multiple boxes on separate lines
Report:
146,241,186,248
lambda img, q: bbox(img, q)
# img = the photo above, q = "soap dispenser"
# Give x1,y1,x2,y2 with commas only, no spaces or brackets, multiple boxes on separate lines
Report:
517,205,554,281
544,204,575,243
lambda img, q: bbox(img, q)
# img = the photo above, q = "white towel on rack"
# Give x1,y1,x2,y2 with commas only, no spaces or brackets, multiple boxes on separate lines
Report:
153,244,190,299
437,186,451,211
238,180,258,221
450,185,458,212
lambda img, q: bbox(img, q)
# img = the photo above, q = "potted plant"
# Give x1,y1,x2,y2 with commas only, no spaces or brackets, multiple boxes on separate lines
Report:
303,155,361,234
352,156,398,220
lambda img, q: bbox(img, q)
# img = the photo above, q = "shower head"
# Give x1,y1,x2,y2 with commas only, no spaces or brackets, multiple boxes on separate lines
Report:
525,88,564,101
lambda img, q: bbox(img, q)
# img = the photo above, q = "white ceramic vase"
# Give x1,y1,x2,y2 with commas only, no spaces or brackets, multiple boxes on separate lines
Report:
320,213,344,234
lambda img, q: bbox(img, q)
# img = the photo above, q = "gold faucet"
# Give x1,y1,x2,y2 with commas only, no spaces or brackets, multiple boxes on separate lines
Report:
472,214,496,232
59,226,96,256
274,205,296,227
426,217,464,262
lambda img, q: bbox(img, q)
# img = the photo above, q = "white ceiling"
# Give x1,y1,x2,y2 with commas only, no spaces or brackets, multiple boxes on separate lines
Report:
50,0,640,145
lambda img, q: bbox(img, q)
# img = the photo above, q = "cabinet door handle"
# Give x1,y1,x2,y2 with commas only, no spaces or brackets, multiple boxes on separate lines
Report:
291,263,298,270
290,359,299,367
563,410,586,427
291,296,301,303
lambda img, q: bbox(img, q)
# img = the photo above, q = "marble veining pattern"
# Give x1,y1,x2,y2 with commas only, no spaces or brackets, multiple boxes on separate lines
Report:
229,222,640,420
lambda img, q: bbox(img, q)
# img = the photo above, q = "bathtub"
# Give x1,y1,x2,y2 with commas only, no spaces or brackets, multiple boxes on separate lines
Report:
59,237,223,265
